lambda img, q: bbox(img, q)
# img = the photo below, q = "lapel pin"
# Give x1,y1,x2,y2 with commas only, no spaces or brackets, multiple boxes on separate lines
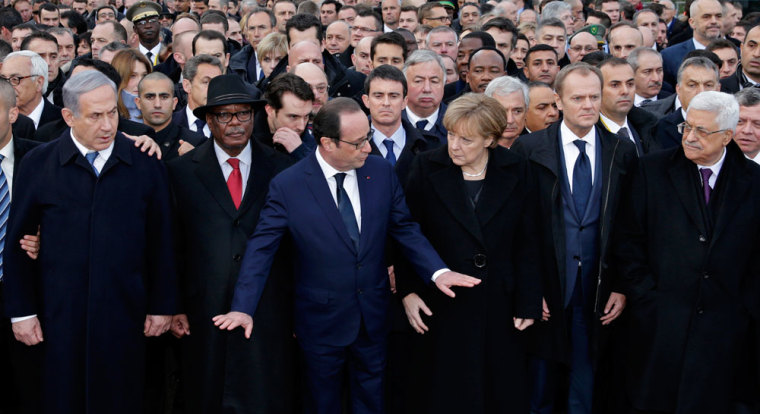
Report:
366,176,370,180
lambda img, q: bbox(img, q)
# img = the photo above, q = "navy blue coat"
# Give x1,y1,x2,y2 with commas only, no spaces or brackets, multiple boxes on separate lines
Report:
4,132,177,414
654,109,684,150
661,39,695,87
230,153,446,347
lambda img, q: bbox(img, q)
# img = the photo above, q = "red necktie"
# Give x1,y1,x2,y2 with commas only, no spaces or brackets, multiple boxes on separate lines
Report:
227,158,242,209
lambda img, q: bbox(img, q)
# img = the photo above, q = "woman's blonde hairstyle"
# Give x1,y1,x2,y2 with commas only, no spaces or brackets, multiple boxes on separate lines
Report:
443,93,508,148
256,32,288,59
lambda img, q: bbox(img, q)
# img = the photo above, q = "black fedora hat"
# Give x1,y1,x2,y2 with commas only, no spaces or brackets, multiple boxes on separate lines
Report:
193,74,266,119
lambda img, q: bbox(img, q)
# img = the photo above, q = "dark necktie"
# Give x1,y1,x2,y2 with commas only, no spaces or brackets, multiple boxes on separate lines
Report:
700,168,712,204
227,158,242,209
334,173,360,250
383,139,396,166
640,99,652,106
0,155,8,280
415,120,428,130
194,119,207,136
85,151,99,176
572,140,592,219
146,51,154,66
618,126,641,156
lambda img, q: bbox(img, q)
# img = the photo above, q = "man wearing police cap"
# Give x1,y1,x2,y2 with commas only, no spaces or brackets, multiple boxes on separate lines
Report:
166,74,297,413
127,0,163,66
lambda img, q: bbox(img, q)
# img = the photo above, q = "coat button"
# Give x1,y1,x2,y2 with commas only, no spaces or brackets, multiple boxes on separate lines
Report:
703,273,710,279
698,234,707,243
233,219,240,226
697,308,704,314
233,254,241,262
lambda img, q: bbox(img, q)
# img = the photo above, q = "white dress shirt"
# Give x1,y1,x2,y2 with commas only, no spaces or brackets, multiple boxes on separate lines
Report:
634,94,657,107
213,139,252,196
27,97,44,129
0,137,15,198
560,121,596,191
405,107,439,132
383,24,393,33
139,43,162,66
12,134,114,323
315,148,362,231
747,152,760,165
254,51,263,81
697,147,726,189
186,105,211,138
693,38,707,50
371,123,406,161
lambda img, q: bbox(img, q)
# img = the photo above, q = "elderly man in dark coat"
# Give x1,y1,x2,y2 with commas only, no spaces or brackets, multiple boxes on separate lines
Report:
3,70,177,414
167,74,296,414
612,90,760,413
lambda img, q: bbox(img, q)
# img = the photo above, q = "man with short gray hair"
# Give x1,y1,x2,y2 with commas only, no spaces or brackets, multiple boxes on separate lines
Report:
612,90,760,413
402,49,448,143
0,50,62,130
4,69,177,414
733,87,760,163
485,75,528,147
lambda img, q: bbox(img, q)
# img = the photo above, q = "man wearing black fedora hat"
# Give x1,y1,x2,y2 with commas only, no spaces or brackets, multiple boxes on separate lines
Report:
166,73,297,413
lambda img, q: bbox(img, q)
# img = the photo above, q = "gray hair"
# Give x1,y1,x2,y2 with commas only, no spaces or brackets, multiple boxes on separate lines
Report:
46,26,75,40
100,41,130,55
485,75,529,106
425,25,458,46
687,91,739,132
690,0,718,19
541,1,571,21
63,71,116,116
536,17,566,38
182,54,224,81
218,0,229,7
3,51,48,93
0,80,15,109
633,8,657,24
734,87,760,108
627,47,661,72
676,56,719,86
403,49,447,84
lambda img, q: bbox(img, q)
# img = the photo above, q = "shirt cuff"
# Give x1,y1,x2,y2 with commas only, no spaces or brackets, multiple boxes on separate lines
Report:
11,315,36,323
431,268,450,282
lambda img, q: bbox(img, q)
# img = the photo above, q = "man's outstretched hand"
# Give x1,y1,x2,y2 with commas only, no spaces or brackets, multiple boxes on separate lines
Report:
212,311,253,339
434,271,481,298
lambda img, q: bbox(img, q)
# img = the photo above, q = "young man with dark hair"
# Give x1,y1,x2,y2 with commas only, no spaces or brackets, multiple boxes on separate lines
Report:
370,32,406,71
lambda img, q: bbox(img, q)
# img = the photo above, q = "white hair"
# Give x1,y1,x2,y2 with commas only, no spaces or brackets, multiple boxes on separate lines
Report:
484,75,529,106
63,71,117,116
403,49,447,84
3,50,48,92
687,91,740,132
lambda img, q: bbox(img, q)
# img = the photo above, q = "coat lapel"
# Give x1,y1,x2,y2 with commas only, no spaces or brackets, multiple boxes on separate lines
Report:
475,148,519,226
709,143,751,249
428,149,484,243
668,149,708,236
193,141,238,219
237,141,274,215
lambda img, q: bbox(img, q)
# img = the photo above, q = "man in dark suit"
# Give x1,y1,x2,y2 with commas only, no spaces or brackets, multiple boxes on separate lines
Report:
135,72,205,160
402,49,448,145
597,57,658,155
484,75,530,148
654,57,720,150
628,47,673,109
720,25,760,94
511,63,637,414
4,70,176,414
0,50,63,132
363,65,440,183
213,97,480,414
167,74,296,414
612,90,760,413
173,54,225,138
661,0,723,86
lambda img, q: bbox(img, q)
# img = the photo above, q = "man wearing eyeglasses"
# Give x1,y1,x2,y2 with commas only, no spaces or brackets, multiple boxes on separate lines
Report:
418,2,450,28
166,73,297,413
214,95,480,414
0,51,63,131
612,90,760,413
126,1,163,67
350,9,382,48
254,73,315,160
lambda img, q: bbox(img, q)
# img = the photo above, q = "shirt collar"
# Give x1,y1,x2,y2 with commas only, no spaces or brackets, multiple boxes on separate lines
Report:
186,105,199,124
634,94,656,106
316,146,357,177
0,136,14,164
138,43,161,60
748,151,760,164
742,70,758,86
405,107,439,126
560,120,595,149
697,146,727,176
693,38,707,50
69,131,115,160
28,97,44,128
599,112,628,133
213,138,251,167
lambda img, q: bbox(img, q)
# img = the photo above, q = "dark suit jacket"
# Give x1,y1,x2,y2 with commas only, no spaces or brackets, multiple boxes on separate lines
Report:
11,138,38,175
154,122,205,161
172,105,190,130
653,109,683,150
397,145,542,412
369,118,441,184
640,93,677,118
661,39,695,87
511,121,637,364
401,104,448,145
12,114,35,142
167,139,296,414
33,116,156,142
38,99,64,130
597,107,660,155
612,141,760,413
230,153,446,347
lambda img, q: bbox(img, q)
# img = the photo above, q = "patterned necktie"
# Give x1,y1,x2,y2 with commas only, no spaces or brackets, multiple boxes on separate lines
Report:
383,139,396,166
194,119,206,135
85,151,99,176
334,173,360,250
415,120,428,130
640,99,652,106
572,140,592,219
227,158,242,209
0,155,8,280
700,168,712,204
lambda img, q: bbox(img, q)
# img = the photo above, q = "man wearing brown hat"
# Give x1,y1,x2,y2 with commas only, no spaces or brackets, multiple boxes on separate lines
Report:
166,74,297,414
127,0,163,66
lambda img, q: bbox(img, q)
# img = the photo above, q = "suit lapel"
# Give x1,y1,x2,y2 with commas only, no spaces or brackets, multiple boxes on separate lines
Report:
356,167,372,256
237,142,274,215
668,150,708,236
476,149,519,226
428,150,484,243
304,154,357,253
709,144,751,248
194,141,238,219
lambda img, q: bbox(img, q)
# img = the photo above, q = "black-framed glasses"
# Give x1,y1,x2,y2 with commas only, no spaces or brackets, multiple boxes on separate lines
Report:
338,129,374,150
135,17,159,26
210,110,253,123
677,122,729,140
0,75,35,86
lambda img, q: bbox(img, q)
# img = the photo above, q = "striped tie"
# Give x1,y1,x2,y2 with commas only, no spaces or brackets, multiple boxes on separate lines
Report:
0,155,9,280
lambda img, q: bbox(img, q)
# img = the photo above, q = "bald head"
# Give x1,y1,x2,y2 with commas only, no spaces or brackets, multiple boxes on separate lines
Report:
293,61,328,114
568,32,598,63
288,40,324,70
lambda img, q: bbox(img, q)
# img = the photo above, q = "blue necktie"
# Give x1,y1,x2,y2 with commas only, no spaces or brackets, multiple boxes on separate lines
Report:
334,173,360,251
415,120,428,130
572,140,592,219
194,119,206,135
0,155,8,281
383,139,396,166
85,151,99,176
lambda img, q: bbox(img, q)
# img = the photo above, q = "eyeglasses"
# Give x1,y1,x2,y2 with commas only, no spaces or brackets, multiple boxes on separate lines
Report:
677,122,729,139
337,129,374,149
0,75,35,86
210,110,253,123
135,17,159,26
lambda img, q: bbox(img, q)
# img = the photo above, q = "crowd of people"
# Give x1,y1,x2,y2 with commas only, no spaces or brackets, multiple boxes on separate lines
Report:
0,0,756,412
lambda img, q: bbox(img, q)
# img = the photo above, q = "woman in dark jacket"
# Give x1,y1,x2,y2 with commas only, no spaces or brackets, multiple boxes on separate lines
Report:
397,93,543,414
